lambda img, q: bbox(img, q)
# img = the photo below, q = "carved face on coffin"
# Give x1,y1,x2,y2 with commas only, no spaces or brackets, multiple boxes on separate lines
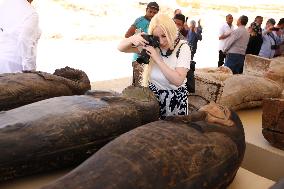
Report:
199,102,234,127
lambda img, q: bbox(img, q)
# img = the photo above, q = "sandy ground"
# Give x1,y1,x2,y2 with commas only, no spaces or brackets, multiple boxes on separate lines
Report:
91,77,131,92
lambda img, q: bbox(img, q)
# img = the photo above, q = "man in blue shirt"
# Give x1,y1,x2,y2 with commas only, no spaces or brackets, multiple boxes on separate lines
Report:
258,18,278,59
124,2,159,87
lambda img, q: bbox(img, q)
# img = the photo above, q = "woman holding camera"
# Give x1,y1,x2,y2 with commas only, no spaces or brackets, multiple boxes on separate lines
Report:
118,13,192,119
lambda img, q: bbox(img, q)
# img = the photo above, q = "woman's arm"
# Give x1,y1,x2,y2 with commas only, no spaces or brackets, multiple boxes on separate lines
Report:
143,46,188,87
117,33,148,53
158,64,188,86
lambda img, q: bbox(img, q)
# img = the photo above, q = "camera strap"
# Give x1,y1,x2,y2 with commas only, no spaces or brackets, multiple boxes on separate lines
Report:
175,41,196,93
268,32,277,45
159,48,174,58
158,38,180,58
176,42,187,58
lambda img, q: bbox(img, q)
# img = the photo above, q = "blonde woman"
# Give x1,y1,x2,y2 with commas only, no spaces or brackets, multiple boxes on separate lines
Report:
118,13,191,119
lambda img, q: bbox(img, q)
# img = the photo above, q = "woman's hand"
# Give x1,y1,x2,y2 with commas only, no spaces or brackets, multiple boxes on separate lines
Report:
142,45,162,64
117,32,148,53
131,33,148,47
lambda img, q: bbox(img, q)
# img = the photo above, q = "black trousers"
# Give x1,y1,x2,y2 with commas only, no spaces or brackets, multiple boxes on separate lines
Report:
218,50,226,67
189,44,197,60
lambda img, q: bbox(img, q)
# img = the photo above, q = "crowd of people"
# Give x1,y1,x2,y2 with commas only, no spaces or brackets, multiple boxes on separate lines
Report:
120,1,284,119
172,11,284,74
219,14,284,74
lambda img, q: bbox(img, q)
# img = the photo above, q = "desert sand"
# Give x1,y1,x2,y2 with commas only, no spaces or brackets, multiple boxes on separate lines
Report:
91,77,131,92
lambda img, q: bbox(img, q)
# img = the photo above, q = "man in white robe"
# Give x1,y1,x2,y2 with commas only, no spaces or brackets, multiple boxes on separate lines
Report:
0,0,41,74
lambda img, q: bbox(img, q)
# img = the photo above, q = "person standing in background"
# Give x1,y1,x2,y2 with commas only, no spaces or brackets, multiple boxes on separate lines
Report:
0,0,41,74
246,21,263,55
254,16,263,28
187,19,202,60
274,18,284,56
124,2,159,87
173,13,188,40
218,14,234,67
223,15,249,74
258,18,278,59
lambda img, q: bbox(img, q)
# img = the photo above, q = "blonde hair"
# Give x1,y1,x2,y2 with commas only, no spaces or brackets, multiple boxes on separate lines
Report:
142,13,178,87
148,13,178,49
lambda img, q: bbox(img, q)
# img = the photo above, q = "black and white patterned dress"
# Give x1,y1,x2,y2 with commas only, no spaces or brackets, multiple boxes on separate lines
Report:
149,82,189,119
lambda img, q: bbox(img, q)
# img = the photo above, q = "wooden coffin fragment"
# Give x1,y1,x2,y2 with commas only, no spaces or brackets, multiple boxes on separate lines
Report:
262,98,284,150
190,69,281,110
0,86,159,182
0,66,91,110
244,54,284,90
42,102,245,189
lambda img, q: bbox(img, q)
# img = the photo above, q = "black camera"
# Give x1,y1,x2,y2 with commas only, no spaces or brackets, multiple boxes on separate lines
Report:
271,44,280,50
136,34,160,64
271,27,280,31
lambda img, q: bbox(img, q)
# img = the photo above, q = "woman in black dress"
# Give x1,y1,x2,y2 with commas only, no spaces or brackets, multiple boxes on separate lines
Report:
246,22,263,55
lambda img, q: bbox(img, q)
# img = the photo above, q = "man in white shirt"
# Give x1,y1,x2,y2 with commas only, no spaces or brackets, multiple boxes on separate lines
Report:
218,14,234,67
0,0,41,74
223,15,250,74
